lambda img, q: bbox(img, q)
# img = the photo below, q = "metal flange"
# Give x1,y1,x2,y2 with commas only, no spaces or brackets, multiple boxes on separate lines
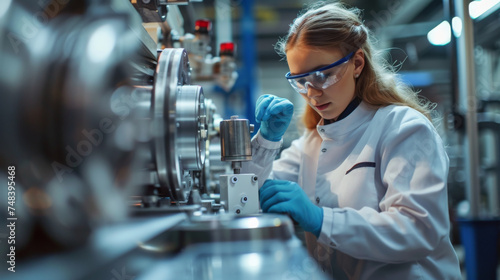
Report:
154,48,207,201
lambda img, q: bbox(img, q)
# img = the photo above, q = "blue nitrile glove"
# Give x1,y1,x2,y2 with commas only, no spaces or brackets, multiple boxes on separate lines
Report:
259,179,323,238
255,94,294,142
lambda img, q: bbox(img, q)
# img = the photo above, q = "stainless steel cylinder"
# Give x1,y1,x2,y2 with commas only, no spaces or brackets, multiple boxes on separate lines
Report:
220,116,252,162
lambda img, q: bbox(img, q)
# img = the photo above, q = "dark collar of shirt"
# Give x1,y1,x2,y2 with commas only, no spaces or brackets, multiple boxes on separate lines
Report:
324,97,361,125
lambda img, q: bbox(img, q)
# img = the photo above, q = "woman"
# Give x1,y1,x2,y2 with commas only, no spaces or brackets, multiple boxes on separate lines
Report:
242,2,462,279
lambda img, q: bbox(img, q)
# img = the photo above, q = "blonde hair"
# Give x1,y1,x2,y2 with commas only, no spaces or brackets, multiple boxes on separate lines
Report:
276,2,435,130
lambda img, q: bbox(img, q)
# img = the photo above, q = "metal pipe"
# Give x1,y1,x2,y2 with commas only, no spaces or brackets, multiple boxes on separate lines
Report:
215,0,233,54
444,0,460,121
454,0,481,218
241,0,256,127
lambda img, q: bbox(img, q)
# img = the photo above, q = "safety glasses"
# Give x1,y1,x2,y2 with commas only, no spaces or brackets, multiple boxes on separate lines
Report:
285,52,354,94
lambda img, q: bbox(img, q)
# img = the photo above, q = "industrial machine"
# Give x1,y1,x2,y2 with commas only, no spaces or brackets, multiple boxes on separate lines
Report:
0,0,326,279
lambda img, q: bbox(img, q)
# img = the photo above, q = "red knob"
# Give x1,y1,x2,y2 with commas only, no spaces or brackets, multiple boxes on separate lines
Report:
195,19,212,33
220,42,235,56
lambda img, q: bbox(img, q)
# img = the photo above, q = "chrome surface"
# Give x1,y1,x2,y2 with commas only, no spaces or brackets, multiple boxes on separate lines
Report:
154,48,207,201
138,239,327,280
177,85,207,171
175,214,294,245
220,116,253,162
154,48,187,199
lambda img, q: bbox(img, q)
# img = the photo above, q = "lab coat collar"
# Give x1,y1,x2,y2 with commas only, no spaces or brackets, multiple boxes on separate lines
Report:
316,101,376,140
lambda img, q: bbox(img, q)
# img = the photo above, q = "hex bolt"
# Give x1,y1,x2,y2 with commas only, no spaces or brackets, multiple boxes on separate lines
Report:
199,129,208,140
236,209,241,214
252,176,258,183
241,195,248,204
231,176,238,184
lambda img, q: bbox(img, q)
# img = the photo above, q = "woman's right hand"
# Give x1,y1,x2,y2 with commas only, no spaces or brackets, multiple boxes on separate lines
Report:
255,94,294,141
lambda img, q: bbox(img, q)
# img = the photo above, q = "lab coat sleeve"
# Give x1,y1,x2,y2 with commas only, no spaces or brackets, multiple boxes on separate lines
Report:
241,130,282,188
241,131,304,188
268,135,304,183
318,118,451,263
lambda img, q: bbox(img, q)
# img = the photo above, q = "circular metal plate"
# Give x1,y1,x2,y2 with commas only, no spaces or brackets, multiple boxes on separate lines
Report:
154,48,207,201
177,85,206,171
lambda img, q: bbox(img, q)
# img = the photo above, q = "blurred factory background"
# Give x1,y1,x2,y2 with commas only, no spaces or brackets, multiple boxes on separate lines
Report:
0,0,499,279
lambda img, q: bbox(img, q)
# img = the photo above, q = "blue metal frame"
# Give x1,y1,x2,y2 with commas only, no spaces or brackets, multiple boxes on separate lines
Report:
241,0,257,134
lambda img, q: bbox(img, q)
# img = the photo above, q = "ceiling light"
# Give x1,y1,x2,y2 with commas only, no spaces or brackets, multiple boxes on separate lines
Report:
469,0,500,19
427,20,451,46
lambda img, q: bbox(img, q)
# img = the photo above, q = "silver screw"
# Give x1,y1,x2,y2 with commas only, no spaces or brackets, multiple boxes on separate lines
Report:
231,176,238,184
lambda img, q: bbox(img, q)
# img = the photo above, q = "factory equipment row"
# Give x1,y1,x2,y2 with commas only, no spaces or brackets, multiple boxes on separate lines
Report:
0,0,326,279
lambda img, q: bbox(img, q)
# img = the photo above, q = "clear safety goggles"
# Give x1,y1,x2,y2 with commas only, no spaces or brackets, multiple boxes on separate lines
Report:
285,52,354,94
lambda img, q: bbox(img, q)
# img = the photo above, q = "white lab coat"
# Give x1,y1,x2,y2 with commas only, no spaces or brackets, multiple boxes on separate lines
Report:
242,101,461,279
